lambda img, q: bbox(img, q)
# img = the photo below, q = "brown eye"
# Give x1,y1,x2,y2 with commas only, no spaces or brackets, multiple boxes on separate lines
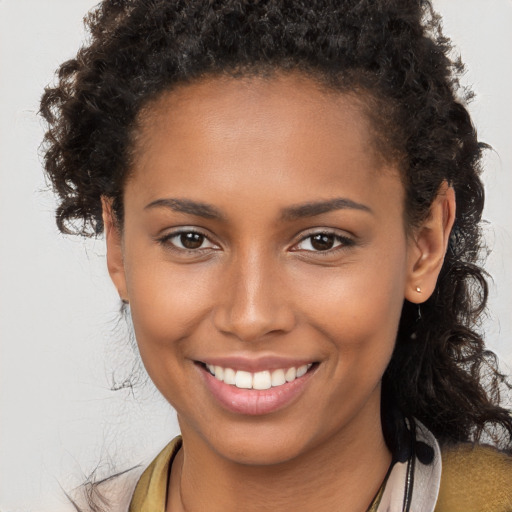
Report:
293,231,354,253
180,232,204,249
160,229,218,252
310,234,336,251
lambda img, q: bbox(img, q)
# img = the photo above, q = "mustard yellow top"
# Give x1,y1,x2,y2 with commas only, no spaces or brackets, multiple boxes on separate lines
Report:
434,443,512,512
129,437,182,512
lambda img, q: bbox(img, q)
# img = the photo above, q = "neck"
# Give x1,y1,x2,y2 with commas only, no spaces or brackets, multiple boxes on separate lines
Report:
168,405,391,512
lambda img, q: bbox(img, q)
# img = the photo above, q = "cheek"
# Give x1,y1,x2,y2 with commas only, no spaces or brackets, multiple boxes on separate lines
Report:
292,260,406,417
290,246,407,358
124,251,218,355
122,256,222,409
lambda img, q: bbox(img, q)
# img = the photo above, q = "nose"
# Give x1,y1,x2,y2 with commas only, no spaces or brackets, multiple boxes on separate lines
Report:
212,249,296,342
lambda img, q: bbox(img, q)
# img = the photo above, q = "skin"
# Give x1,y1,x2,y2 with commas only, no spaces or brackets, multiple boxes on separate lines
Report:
103,73,455,512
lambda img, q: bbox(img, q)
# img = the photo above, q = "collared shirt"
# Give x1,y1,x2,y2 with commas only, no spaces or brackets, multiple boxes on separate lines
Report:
69,421,512,512
128,420,442,512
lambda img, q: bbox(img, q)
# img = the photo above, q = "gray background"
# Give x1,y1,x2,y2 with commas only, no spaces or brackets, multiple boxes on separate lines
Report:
1,1,511,510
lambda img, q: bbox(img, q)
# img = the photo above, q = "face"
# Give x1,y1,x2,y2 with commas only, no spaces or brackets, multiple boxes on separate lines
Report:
106,73,426,465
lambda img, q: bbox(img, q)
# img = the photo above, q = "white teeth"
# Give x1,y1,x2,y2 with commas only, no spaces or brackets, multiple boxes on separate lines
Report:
223,368,236,385
271,369,286,387
235,370,253,389
214,366,224,380
296,364,308,378
252,371,272,390
285,367,297,382
206,363,314,389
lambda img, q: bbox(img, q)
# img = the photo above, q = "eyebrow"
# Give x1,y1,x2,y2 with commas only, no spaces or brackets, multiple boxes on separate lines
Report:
144,196,373,221
281,198,373,220
144,198,224,219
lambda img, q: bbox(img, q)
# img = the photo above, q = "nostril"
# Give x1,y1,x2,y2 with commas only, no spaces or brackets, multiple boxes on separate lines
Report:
212,303,297,343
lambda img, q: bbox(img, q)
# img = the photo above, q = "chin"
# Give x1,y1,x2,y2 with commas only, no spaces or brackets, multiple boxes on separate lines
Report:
183,412,341,468
211,433,313,466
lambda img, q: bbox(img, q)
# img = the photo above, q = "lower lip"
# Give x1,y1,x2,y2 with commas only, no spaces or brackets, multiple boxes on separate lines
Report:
199,365,316,416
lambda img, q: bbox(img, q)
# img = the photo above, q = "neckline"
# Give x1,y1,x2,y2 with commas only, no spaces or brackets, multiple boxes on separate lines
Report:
130,436,393,512
367,460,394,512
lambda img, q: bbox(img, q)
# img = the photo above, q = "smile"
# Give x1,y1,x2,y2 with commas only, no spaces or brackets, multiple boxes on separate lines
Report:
205,363,314,390
199,360,319,415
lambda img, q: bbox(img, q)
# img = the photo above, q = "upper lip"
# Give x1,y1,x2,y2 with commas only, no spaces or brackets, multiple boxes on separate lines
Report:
196,355,317,373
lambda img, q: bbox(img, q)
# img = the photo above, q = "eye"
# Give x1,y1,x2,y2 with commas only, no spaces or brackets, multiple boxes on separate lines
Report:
159,230,219,251
293,232,354,252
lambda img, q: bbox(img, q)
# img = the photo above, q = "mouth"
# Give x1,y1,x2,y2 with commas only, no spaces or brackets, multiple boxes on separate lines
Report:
196,360,319,415
202,362,315,390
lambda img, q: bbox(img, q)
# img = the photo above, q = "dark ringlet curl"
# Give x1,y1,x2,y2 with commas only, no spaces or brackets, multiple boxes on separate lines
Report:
40,0,512,448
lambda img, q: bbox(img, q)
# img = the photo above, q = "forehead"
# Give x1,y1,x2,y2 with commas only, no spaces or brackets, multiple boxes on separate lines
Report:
134,73,383,162
127,73,402,213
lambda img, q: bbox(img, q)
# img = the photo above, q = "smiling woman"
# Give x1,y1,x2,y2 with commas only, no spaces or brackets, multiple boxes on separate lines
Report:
38,1,512,511
107,77,416,475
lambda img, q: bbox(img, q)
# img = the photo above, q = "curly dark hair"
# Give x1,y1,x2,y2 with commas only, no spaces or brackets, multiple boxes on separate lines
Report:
40,0,512,448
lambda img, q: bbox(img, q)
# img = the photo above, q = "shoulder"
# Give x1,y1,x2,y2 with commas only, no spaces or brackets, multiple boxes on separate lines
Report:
434,443,512,512
63,437,182,512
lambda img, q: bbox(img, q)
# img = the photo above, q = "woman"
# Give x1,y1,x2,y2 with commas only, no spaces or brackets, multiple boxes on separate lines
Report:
40,0,512,511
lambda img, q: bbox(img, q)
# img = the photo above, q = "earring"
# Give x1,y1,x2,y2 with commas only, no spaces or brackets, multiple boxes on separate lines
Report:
415,286,422,293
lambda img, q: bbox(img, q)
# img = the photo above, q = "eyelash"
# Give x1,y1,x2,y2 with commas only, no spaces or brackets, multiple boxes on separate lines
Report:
292,231,355,255
157,229,219,254
157,229,355,255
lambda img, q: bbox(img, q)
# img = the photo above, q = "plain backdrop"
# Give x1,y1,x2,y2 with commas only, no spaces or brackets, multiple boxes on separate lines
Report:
1,1,511,510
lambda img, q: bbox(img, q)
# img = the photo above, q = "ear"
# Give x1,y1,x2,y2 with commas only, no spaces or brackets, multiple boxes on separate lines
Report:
102,197,129,303
405,182,456,304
